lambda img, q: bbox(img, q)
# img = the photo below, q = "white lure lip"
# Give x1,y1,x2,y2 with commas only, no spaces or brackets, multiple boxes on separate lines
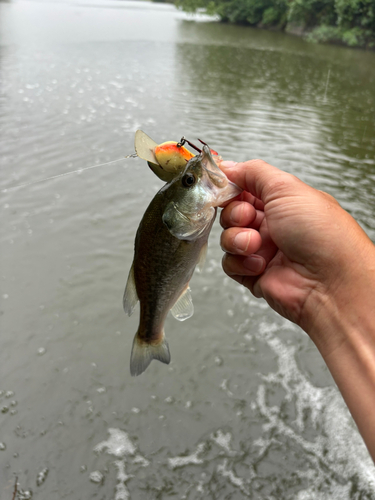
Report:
134,129,159,165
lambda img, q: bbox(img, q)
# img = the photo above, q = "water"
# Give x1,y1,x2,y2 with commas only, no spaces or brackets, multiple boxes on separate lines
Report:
1,0,375,498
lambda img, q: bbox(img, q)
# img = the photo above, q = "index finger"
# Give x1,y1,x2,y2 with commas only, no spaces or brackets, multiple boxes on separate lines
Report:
219,159,297,204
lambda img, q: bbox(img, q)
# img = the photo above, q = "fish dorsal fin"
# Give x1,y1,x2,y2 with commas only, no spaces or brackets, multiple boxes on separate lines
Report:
123,264,139,316
134,130,159,165
196,242,208,273
171,286,194,321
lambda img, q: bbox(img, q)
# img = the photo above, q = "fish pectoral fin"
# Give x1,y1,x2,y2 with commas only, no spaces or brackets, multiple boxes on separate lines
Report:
123,264,139,316
163,202,215,241
130,332,170,377
171,286,194,322
196,242,208,273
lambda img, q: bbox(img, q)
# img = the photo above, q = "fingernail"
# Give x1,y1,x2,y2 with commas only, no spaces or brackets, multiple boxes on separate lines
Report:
243,255,264,273
221,161,237,168
233,231,251,252
230,204,242,224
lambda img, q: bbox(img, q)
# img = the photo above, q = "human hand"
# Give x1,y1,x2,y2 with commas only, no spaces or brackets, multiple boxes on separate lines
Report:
219,158,375,461
219,159,375,355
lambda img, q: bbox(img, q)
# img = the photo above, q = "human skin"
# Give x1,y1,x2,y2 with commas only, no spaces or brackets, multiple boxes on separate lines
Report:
219,159,375,462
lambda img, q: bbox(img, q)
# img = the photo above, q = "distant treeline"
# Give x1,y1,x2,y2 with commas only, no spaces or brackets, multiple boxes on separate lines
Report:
176,0,375,48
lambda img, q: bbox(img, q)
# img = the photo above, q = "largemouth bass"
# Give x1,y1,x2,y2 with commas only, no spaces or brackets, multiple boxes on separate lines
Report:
123,145,241,376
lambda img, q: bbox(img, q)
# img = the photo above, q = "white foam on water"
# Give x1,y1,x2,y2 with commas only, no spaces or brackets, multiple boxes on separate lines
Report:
133,454,150,467
258,324,326,430
217,458,251,496
93,428,150,499
220,378,234,397
168,443,206,469
295,483,352,500
89,470,104,484
210,430,237,456
36,467,49,486
94,428,137,458
255,320,375,496
114,460,131,500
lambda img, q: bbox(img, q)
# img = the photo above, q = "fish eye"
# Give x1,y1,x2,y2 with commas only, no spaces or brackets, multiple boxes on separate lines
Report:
182,173,196,188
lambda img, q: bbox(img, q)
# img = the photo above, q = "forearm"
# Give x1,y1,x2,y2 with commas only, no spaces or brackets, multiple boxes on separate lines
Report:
306,248,375,461
318,320,375,462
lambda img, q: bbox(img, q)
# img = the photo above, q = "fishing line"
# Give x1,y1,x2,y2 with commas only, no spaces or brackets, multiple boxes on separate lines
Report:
1,154,137,193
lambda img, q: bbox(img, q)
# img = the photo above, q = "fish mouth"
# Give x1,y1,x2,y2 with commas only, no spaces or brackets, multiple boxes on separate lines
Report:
200,145,228,188
200,145,242,206
206,180,242,206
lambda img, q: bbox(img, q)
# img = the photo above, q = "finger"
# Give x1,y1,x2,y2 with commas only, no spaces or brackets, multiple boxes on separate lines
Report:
255,218,278,265
240,191,264,211
220,201,257,229
220,160,298,204
220,227,262,256
251,209,265,231
222,253,266,276
225,274,264,299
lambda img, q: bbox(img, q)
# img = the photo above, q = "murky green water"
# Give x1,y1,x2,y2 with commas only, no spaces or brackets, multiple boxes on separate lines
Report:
1,0,375,498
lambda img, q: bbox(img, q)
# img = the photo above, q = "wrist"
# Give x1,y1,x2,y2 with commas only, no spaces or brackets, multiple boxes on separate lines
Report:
302,234,375,358
301,248,375,357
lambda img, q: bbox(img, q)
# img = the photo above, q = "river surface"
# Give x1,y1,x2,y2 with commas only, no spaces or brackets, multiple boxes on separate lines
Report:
1,0,375,498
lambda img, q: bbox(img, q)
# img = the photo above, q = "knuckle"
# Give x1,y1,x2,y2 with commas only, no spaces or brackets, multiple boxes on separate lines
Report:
318,190,340,206
245,159,268,169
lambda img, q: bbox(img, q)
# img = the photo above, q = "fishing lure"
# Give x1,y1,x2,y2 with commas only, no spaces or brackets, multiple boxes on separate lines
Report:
134,130,220,182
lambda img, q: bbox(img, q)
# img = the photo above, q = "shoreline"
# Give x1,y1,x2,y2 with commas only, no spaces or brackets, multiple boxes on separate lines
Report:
219,20,375,51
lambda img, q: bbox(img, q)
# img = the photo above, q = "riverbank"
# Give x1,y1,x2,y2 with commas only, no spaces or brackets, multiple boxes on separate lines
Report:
176,0,375,50
282,22,375,50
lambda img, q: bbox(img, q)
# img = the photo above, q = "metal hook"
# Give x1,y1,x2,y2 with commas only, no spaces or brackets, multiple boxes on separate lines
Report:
177,137,202,154
177,137,186,148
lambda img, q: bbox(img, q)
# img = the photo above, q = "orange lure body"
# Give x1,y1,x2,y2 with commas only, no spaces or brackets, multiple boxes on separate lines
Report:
134,130,220,182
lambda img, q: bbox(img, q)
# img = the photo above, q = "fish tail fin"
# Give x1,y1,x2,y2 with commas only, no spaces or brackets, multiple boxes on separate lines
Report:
130,330,170,377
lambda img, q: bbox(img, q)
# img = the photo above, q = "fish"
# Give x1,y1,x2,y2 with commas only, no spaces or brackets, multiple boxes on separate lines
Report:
134,129,220,182
123,145,242,376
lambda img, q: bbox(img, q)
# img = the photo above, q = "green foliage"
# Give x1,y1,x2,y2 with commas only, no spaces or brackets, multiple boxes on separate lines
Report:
287,0,336,27
262,0,288,26
306,24,342,41
177,0,375,48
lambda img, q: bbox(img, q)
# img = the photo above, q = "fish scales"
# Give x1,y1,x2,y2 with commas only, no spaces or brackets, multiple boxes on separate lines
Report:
133,190,213,344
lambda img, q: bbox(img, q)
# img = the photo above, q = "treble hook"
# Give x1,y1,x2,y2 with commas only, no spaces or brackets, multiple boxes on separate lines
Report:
177,136,202,154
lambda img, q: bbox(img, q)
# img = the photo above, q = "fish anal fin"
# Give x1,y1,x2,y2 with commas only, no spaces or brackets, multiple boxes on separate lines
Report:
130,332,170,377
196,242,208,273
123,264,138,316
170,286,194,322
